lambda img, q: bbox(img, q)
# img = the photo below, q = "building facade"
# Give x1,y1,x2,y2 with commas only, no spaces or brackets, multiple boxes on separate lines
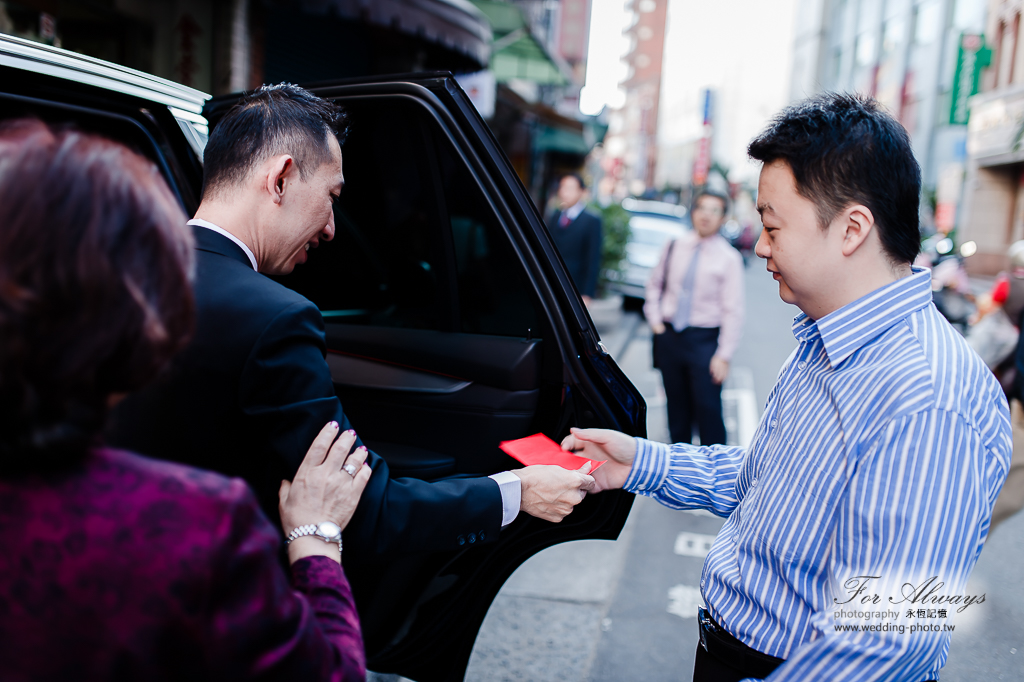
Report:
961,0,1024,273
605,0,668,196
0,0,491,96
1,0,600,212
790,0,988,240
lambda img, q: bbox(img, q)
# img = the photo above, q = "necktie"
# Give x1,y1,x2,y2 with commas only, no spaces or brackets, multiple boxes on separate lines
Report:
559,211,570,227
671,242,702,332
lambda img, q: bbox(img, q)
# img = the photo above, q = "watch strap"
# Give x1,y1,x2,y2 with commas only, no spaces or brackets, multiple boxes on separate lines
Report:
285,523,343,551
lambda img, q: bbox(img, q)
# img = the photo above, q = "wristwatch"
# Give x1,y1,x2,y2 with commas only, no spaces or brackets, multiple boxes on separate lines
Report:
286,521,343,551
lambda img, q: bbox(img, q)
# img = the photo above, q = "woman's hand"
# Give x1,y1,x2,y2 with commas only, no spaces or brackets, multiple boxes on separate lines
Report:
279,422,371,564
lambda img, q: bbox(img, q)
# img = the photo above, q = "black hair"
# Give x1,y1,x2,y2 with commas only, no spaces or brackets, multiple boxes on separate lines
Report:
747,92,920,264
202,83,349,199
693,190,730,215
560,172,586,190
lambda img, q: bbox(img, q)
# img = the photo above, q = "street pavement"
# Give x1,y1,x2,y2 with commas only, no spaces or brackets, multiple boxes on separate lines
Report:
374,264,1024,681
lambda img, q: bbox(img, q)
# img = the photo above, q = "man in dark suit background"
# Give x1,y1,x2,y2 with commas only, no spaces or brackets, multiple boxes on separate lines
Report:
546,173,603,305
109,85,594,568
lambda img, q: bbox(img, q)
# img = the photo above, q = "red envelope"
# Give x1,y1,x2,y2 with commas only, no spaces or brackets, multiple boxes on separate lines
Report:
499,433,605,473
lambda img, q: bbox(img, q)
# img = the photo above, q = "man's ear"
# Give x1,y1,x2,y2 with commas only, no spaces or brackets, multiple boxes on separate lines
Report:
839,204,875,257
264,154,295,206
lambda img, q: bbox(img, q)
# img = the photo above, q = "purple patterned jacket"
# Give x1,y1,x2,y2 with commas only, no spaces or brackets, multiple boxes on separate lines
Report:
0,447,366,681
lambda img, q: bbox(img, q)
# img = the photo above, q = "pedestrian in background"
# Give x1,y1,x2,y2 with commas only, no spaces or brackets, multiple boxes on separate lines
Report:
546,173,603,305
645,191,744,445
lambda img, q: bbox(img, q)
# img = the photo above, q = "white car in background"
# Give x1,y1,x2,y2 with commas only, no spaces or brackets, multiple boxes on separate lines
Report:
614,199,689,303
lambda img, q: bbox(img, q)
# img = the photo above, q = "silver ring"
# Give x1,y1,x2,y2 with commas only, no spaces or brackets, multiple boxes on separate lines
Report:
343,462,358,477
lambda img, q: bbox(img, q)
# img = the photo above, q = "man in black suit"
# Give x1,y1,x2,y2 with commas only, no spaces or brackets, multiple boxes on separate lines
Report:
546,173,603,304
110,84,594,562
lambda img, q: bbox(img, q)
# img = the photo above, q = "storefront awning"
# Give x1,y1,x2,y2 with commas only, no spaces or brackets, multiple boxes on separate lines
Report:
535,125,589,154
471,0,569,85
310,0,492,69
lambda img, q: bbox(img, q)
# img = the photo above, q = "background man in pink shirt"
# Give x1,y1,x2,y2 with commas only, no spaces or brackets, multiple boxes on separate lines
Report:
644,191,745,445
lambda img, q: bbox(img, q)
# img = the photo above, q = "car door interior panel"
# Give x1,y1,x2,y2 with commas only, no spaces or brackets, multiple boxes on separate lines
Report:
324,327,542,479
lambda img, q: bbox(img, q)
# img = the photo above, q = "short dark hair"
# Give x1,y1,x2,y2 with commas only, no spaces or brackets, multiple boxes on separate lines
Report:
693,190,730,215
202,83,349,199
747,93,921,264
0,120,195,472
560,172,586,190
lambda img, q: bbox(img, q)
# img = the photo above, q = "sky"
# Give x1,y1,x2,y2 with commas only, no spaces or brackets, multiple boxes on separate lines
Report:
579,0,799,184
579,0,631,116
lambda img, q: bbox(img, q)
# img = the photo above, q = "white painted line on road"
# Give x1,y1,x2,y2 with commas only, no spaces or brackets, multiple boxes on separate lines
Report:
674,531,717,558
667,584,704,620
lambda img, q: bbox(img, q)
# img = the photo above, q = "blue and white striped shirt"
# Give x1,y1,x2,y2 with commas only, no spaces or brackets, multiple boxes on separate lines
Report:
626,268,1011,681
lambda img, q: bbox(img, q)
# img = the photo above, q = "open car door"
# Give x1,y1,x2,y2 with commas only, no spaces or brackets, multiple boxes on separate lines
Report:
206,73,646,682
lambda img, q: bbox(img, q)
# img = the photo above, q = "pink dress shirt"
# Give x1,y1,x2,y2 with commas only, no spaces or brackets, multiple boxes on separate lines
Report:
643,231,745,360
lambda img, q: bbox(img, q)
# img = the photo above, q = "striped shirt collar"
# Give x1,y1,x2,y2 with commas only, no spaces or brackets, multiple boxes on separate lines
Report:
791,267,932,368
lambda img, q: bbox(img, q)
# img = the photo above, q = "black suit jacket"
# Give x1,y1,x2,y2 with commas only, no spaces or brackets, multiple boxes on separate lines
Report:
110,226,502,557
546,208,602,297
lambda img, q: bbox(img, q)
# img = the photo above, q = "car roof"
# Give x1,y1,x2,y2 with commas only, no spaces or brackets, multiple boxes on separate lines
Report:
628,214,689,234
622,197,687,220
0,32,209,125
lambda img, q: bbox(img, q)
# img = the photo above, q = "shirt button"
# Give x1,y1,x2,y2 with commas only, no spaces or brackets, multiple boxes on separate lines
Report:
770,419,778,428
797,361,807,370
751,478,758,487
479,531,486,541
701,579,706,588
457,535,466,546
468,533,477,544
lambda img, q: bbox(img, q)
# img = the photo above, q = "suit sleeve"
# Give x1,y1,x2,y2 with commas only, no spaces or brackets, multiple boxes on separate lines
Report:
237,301,503,556
581,214,602,297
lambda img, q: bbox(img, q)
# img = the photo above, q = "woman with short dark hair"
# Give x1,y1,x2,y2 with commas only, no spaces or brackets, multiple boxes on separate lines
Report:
0,119,371,681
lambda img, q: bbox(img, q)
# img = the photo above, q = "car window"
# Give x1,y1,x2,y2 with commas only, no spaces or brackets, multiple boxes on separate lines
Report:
277,96,540,338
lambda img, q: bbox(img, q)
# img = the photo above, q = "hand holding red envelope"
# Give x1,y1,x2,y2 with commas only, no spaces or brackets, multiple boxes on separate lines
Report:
499,433,606,473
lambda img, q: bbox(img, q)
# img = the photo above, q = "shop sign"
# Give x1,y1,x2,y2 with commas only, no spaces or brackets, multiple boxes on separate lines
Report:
950,33,991,125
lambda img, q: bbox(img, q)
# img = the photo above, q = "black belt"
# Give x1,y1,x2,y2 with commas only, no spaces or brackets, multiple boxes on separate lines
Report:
698,607,784,680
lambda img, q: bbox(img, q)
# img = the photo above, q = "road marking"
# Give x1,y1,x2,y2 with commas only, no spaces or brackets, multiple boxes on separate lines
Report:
674,531,717,558
723,366,759,447
667,584,704,620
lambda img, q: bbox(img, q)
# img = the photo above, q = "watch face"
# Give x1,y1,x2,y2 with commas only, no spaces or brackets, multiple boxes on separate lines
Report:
318,521,341,539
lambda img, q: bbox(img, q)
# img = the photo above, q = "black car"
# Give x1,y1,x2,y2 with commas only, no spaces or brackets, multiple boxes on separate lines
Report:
0,33,645,682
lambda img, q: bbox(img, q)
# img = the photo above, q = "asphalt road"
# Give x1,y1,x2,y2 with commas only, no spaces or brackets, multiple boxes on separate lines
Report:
374,264,1024,682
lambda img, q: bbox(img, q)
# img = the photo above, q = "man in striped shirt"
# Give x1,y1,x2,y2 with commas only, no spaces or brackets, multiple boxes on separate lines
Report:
564,93,1011,681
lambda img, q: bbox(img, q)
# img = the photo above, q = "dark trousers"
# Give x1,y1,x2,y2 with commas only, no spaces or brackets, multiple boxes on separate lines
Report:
655,326,726,445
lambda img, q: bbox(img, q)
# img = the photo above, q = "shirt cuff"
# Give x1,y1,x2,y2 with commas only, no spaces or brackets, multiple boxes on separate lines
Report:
489,470,522,527
623,438,672,494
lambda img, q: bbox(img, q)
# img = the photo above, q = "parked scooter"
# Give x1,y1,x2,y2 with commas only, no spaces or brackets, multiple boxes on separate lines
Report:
918,235,976,335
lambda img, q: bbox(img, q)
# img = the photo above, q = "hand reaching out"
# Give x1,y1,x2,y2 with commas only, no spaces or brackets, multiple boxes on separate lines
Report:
516,463,595,522
560,428,637,493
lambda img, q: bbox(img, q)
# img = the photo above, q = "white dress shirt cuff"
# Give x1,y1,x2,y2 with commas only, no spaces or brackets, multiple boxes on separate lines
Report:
489,470,522,527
